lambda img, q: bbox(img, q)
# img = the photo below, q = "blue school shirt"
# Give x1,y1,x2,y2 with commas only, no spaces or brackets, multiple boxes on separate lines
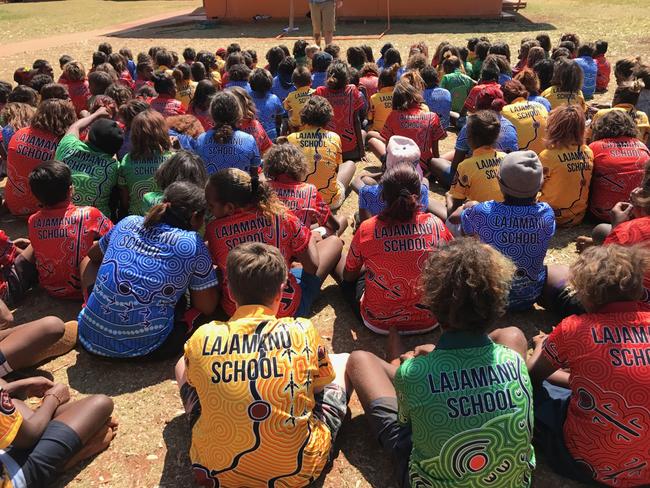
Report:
455,115,518,155
575,56,598,100
1,125,15,153
250,91,285,141
359,183,429,216
227,80,251,91
127,59,137,80
423,87,452,128
377,58,385,69
498,73,513,86
461,201,555,310
312,72,327,89
180,129,260,175
272,76,295,102
528,94,551,112
78,216,218,358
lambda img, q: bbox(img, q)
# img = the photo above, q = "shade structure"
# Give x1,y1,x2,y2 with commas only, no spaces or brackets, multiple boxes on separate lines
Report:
203,0,503,22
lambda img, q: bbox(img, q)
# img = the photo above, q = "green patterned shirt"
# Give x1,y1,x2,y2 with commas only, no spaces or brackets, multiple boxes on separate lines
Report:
119,151,171,216
394,330,535,487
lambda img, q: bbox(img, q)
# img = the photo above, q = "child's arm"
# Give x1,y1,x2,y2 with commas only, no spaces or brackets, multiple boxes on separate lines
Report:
190,288,219,316
65,107,111,138
526,333,561,388
445,192,465,218
86,242,104,264
0,299,13,328
358,208,372,224
610,201,634,228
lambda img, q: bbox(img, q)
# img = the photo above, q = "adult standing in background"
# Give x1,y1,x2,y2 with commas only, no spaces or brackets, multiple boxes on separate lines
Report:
310,0,342,47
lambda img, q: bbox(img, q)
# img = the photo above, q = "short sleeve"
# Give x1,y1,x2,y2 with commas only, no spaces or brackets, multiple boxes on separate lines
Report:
0,389,22,449
274,96,286,116
380,114,395,142
460,206,478,235
313,191,331,226
352,86,364,112
311,328,336,389
420,184,429,209
542,319,572,369
604,224,630,246
89,207,114,237
393,364,410,426
344,229,364,272
249,136,262,169
367,99,376,123
54,134,79,159
449,166,469,201
117,156,127,187
429,114,447,142
455,125,470,153
358,186,371,211
189,237,219,291
287,214,311,256
257,125,273,153
98,224,116,253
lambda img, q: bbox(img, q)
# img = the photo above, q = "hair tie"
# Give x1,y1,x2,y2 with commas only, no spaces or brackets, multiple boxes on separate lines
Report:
399,188,412,198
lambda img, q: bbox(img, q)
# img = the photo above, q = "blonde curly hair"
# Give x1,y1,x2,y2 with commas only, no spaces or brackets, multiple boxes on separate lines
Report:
420,238,515,331
570,245,649,311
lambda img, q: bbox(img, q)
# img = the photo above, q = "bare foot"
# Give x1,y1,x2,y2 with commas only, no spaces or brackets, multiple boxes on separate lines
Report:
575,236,594,254
63,417,118,470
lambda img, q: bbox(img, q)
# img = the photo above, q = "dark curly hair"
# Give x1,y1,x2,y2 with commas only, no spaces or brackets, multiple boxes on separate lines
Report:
300,96,333,127
420,237,515,331
591,110,639,141
263,143,307,181
31,99,77,138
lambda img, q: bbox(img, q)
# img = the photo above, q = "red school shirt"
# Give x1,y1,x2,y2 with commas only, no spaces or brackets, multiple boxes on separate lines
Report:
61,79,91,115
206,209,311,318
359,74,379,99
239,118,272,154
28,202,112,299
344,212,453,334
463,81,503,113
314,84,365,154
595,55,611,92
5,126,60,217
188,106,214,131
543,302,650,487
380,107,446,169
149,95,186,118
604,216,650,298
268,177,331,227
0,231,18,301
589,137,650,221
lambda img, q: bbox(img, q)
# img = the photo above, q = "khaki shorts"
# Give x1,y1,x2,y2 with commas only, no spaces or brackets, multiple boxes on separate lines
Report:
310,1,336,35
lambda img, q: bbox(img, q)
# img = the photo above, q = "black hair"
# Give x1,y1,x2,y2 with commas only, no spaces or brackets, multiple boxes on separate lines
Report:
227,43,242,55
59,55,73,69
467,110,501,149
347,46,367,69
152,73,175,96
88,71,113,95
324,44,341,59
183,47,196,61
144,181,206,230
558,40,576,55
29,160,72,207
326,61,350,90
8,85,38,106
536,33,552,52
277,57,297,80
92,51,108,68
196,51,217,70
154,150,208,190
300,95,333,127
265,47,286,76
293,40,308,58
190,79,217,111
595,40,608,56
379,165,422,222
246,49,258,65
480,57,501,83
292,67,312,87
33,59,52,74
155,49,173,68
577,43,595,58
458,47,469,63
119,48,133,61
209,91,241,143
313,54,332,73
383,48,402,67
467,38,480,51
249,68,273,94
228,64,251,82
0,81,12,104
361,45,375,63
533,59,555,91
488,42,511,62
380,43,394,58
475,41,491,62
30,74,53,93
190,61,207,82
98,42,112,56
420,66,439,89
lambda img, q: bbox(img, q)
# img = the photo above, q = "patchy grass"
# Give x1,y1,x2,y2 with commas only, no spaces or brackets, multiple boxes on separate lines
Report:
0,0,647,486
0,0,200,43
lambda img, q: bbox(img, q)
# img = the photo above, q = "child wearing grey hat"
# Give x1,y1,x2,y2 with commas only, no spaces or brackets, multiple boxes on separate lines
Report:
450,150,567,311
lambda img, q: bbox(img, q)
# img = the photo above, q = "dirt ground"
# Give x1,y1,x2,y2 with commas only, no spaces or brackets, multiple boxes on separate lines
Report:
1,0,647,485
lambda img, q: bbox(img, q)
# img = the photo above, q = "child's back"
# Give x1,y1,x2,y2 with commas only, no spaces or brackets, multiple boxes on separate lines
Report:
368,87,394,131
268,179,330,227
440,67,474,113
251,91,284,140
423,86,451,128
450,147,506,203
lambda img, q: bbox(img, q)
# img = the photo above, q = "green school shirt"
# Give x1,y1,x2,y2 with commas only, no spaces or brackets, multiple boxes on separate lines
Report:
394,330,535,487
55,134,119,217
471,60,483,81
118,151,171,216
142,191,163,214
441,69,474,112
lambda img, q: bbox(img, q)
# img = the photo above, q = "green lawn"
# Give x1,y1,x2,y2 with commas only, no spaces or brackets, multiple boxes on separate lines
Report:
0,0,200,43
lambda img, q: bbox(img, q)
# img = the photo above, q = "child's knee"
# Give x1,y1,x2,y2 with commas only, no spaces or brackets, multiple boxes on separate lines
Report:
41,316,66,338
491,326,527,350
89,394,114,418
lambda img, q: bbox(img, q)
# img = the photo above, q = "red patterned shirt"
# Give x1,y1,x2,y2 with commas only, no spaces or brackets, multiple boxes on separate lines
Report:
543,302,650,487
28,202,112,299
345,212,453,334
206,209,311,317
60,79,91,115
240,118,272,155
6,126,60,216
463,81,503,113
268,178,331,227
314,84,365,154
0,231,18,301
589,137,650,221
149,95,186,118
604,216,650,298
381,107,446,169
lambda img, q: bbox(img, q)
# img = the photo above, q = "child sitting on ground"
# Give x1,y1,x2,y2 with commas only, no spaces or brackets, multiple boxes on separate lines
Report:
452,150,560,311
188,79,216,131
541,58,586,111
264,144,347,236
0,231,36,308
574,43,598,100
59,61,91,116
54,108,123,219
447,110,506,218
342,164,453,335
272,56,296,103
528,245,650,487
539,105,593,226
440,55,476,115
249,68,285,142
150,73,185,117
421,65,452,129
134,61,154,91
28,161,112,300
287,96,356,211
177,242,349,487
366,64,399,133
346,238,534,487
205,168,343,318
283,66,314,133
172,64,196,110
228,86,273,156
594,40,611,93
311,52,332,89
501,79,548,153
589,81,650,144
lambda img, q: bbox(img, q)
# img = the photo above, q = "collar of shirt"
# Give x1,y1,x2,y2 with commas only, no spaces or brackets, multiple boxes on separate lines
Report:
512,97,527,104
472,145,497,156
274,174,300,184
596,301,647,314
379,86,393,94
230,305,277,321
40,200,74,212
614,103,636,112
436,330,493,350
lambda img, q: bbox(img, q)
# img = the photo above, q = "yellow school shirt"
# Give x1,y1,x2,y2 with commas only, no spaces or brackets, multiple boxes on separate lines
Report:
185,305,336,487
449,147,506,202
0,388,23,488
589,104,650,143
210,70,222,88
539,145,594,226
501,97,549,154
287,126,343,205
368,87,394,132
283,86,315,128
540,86,586,112
176,80,197,110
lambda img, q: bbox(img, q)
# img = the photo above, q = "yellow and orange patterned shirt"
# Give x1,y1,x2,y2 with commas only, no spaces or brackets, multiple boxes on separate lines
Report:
184,305,336,487
0,388,23,488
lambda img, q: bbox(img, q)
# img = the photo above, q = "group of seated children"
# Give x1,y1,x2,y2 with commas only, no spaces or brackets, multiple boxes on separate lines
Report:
0,32,650,487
